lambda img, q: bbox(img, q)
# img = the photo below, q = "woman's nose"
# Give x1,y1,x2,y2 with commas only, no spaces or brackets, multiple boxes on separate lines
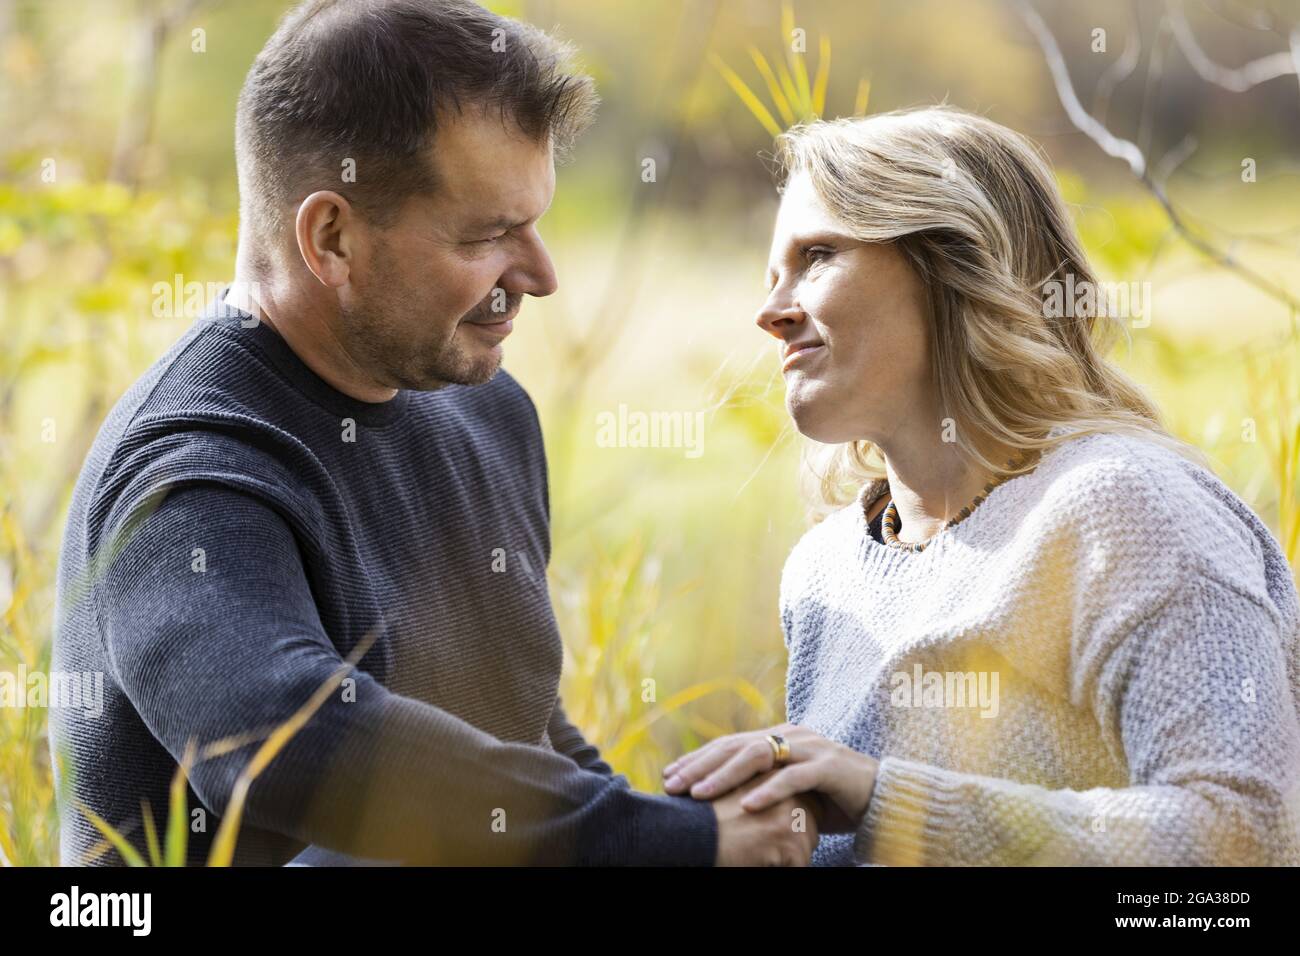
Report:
755,295,806,339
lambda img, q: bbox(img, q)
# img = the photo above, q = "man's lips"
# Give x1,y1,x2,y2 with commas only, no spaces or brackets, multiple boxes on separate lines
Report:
464,311,517,338
469,318,512,337
782,340,825,371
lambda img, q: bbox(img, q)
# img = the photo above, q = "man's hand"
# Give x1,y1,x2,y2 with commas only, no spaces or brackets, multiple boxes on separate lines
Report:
710,770,820,866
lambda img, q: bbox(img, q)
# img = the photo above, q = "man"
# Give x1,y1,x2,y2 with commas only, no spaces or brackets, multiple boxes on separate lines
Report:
50,0,818,866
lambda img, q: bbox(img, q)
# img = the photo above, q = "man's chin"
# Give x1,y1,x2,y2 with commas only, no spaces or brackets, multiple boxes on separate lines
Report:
407,351,502,390
460,362,502,387
461,345,504,385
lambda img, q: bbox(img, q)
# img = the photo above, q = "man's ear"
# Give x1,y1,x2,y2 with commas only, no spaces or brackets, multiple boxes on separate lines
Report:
295,190,357,288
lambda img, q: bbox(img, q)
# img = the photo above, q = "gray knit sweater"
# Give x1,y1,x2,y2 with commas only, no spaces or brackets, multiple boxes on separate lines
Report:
781,426,1300,866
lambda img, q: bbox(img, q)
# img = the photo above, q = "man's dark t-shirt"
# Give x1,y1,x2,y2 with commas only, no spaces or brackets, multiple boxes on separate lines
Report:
50,289,717,866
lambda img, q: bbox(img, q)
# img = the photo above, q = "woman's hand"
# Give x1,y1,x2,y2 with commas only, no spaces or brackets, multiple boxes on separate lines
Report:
663,724,880,834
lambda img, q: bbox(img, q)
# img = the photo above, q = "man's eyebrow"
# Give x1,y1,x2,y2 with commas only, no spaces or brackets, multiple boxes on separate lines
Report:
467,200,554,234
468,214,525,233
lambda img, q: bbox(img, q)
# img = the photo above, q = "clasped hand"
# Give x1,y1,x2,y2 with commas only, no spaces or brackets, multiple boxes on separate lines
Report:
661,723,880,866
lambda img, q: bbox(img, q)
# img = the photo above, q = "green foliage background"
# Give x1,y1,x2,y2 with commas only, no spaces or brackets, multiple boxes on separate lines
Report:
1,0,1297,864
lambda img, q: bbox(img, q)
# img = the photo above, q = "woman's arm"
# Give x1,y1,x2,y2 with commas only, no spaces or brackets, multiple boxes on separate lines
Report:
669,570,1300,865
854,572,1300,865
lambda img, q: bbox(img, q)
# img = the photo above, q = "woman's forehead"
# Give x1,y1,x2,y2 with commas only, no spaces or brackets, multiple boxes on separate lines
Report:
774,173,845,237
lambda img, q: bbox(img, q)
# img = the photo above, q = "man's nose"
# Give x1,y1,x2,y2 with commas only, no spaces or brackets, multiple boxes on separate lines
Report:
509,231,558,298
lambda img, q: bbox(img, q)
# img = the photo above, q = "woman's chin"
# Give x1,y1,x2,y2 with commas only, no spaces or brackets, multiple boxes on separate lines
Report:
786,399,840,444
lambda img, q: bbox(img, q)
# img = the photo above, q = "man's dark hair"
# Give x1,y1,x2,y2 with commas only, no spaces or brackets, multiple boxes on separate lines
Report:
235,0,598,268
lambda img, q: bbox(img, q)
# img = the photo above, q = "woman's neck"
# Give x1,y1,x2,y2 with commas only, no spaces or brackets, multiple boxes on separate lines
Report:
877,434,1029,544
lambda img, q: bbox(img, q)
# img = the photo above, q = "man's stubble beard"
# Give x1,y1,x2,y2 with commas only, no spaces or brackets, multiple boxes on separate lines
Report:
339,254,502,392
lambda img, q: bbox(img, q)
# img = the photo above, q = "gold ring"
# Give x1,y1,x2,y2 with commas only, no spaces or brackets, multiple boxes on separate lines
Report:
766,734,791,767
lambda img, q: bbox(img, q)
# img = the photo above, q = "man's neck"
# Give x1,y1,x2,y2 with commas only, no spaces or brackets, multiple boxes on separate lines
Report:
226,270,399,405
222,277,265,324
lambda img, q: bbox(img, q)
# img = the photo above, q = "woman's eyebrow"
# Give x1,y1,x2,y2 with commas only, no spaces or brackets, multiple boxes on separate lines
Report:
791,229,848,245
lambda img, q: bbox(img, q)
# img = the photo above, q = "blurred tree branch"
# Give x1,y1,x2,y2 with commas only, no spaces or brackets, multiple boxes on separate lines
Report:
1168,0,1299,95
1091,3,1140,125
1014,0,1300,316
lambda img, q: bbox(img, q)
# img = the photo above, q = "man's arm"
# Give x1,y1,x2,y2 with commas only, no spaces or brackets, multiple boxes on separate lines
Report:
95,482,717,866
547,698,620,780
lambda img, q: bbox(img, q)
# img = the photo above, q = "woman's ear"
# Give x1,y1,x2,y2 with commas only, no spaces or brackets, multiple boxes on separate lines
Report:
295,190,356,288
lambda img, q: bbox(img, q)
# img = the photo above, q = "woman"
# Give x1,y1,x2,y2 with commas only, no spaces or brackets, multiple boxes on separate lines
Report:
663,105,1300,866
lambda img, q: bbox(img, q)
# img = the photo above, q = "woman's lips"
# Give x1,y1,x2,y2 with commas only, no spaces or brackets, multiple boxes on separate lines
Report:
782,342,824,372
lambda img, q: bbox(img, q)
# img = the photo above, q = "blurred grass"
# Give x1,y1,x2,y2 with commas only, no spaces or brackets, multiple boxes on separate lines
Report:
3,152,1300,868
2,0,1299,867
710,0,869,135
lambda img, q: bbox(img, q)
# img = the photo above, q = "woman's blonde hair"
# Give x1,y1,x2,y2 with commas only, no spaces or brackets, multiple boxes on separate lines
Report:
773,104,1209,512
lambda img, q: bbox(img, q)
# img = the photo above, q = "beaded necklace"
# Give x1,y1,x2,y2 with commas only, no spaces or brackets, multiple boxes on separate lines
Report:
873,451,1036,553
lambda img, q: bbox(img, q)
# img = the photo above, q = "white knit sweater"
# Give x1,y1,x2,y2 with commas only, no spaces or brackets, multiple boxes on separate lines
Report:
780,426,1300,866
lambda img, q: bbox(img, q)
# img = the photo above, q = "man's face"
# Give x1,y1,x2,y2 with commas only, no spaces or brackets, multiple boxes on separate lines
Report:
337,109,559,390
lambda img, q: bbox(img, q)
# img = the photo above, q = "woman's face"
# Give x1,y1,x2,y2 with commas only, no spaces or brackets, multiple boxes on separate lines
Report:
755,171,933,446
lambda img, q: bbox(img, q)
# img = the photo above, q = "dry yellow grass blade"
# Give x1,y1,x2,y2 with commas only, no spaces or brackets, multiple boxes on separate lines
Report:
791,53,812,115
74,798,146,866
1272,349,1299,564
779,3,799,104
708,53,783,139
1278,415,1299,562
749,47,795,126
0,809,18,866
716,5,871,140
1,511,36,662
854,76,872,116
811,36,831,117
205,630,378,866
139,799,162,867
1242,343,1300,582
686,714,732,740
603,676,775,764
165,740,196,866
200,724,290,761
775,56,801,116
781,1,811,114
781,0,795,45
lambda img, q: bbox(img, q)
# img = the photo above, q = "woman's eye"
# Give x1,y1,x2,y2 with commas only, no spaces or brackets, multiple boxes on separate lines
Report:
804,246,834,264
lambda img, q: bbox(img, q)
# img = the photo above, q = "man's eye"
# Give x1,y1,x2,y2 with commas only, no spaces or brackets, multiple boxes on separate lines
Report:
477,233,506,244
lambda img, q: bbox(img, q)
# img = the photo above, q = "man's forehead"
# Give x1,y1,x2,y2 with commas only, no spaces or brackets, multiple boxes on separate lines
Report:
431,109,551,179
425,111,554,219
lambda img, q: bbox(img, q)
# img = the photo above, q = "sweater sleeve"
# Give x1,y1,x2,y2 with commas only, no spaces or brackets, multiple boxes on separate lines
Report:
856,573,1300,865
853,452,1300,868
95,482,717,866
547,698,621,780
